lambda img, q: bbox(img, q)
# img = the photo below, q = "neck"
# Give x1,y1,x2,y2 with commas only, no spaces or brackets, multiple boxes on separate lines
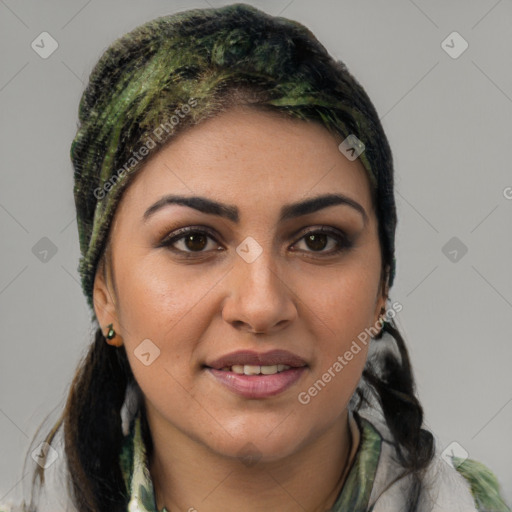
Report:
148,409,360,512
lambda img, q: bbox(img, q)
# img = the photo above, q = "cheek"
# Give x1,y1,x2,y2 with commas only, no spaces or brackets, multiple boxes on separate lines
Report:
303,278,373,380
302,260,380,340
116,260,213,413
113,256,221,391
114,254,219,336
296,275,373,416
294,255,379,403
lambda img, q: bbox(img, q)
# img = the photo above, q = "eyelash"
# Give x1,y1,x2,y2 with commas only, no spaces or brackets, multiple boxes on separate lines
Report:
158,226,353,258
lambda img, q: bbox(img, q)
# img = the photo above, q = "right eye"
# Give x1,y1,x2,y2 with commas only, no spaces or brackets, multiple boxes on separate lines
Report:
159,227,223,255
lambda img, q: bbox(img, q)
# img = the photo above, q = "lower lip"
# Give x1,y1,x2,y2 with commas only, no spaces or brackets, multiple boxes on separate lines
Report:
206,367,307,398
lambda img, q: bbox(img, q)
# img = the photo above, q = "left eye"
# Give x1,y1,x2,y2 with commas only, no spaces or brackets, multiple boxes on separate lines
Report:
291,227,352,255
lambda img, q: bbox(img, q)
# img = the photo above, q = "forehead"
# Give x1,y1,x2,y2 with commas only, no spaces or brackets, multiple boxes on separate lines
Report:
116,106,374,221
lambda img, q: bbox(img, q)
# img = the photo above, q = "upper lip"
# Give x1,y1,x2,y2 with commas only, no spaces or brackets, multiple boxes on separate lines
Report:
205,349,308,370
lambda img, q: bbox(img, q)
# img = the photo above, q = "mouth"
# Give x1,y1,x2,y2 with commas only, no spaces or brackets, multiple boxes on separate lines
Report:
204,349,308,398
212,364,295,375
205,349,308,371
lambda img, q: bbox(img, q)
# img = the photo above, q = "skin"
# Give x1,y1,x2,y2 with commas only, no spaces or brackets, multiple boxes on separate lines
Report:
94,105,389,512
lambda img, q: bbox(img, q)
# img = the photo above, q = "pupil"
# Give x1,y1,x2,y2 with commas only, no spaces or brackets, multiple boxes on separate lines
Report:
306,234,327,251
185,234,207,251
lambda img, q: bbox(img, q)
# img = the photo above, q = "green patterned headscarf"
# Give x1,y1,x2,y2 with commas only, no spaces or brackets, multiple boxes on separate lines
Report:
71,3,397,319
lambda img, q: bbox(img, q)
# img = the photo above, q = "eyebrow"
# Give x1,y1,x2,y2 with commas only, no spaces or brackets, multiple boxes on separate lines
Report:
143,193,368,225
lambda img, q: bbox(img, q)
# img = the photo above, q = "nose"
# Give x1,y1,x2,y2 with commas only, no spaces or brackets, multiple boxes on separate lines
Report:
221,248,298,335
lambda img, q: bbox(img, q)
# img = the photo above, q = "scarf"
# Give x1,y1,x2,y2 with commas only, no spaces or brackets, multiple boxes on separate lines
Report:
118,408,510,512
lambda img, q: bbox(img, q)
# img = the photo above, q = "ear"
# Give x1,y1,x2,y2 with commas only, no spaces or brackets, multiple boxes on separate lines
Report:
373,264,390,325
93,253,123,347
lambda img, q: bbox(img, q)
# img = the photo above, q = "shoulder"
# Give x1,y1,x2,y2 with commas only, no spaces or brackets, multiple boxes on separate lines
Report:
452,456,511,512
356,410,510,512
0,429,77,512
417,453,510,512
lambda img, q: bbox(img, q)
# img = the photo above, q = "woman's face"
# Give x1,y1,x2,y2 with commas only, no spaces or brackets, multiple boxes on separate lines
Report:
94,105,387,462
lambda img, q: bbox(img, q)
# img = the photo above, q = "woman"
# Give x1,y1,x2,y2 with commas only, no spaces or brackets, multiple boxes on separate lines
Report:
2,3,509,512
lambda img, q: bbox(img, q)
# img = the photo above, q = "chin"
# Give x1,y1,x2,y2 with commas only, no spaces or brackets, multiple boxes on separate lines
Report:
203,426,309,465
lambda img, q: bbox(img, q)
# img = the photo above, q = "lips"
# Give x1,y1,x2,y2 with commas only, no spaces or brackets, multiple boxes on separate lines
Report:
207,366,307,398
205,349,308,370
204,349,308,398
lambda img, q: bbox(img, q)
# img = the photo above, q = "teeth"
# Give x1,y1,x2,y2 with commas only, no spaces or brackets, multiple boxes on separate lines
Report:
224,364,292,375
244,365,261,375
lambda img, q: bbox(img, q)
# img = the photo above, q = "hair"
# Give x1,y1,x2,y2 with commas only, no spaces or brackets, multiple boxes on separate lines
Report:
22,4,434,511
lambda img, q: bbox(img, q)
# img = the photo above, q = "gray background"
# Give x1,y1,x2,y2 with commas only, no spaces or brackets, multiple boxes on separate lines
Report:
1,0,511,506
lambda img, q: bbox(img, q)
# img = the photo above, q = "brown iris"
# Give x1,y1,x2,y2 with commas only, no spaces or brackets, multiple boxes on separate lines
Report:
184,233,208,251
305,233,328,251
